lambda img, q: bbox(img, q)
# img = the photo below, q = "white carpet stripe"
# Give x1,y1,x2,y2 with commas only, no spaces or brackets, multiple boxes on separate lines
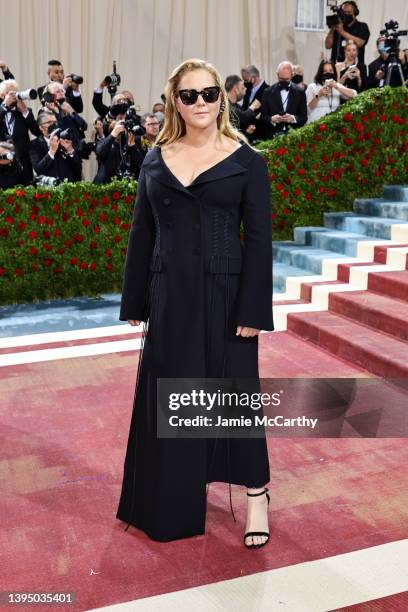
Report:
0,338,142,366
87,538,408,612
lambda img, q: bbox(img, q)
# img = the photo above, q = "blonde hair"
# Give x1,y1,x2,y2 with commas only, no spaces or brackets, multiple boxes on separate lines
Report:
154,58,256,150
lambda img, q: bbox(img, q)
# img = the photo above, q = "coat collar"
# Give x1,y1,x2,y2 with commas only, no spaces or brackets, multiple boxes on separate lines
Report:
142,144,250,195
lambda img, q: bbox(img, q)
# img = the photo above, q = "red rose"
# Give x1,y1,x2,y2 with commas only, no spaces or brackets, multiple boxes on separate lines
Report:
15,189,25,197
89,261,96,270
43,243,52,251
298,143,306,150
297,168,306,176
112,191,121,200
29,230,37,239
82,219,90,227
0,267,6,275
52,203,60,212
54,228,60,237
319,186,326,193
6,195,14,204
14,267,23,276
106,262,113,271
345,138,353,146
70,257,78,265
43,230,51,238
124,195,133,204
56,248,65,254
113,216,121,225
276,147,288,156
114,235,122,242
0,228,9,237
360,159,369,167
286,163,294,171
38,215,46,224
318,124,327,132
90,241,97,249
64,239,73,247
5,216,14,224
62,213,70,222
101,195,110,205
54,266,62,274
94,225,101,233
79,261,87,270
34,193,42,200
43,259,53,267
343,112,353,122
379,114,387,122
76,208,84,217
105,248,111,257
29,246,38,255
100,212,108,222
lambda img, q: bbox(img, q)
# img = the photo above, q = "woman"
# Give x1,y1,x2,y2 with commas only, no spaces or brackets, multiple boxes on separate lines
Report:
116,58,274,547
292,64,307,90
335,40,366,93
306,59,357,124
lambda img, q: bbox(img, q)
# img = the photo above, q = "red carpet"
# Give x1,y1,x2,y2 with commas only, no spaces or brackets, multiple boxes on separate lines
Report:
1,331,408,611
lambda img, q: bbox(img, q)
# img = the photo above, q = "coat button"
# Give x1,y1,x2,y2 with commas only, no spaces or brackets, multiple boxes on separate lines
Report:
163,198,171,206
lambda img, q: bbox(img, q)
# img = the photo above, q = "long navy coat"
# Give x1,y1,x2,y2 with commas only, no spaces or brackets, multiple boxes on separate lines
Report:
116,141,274,542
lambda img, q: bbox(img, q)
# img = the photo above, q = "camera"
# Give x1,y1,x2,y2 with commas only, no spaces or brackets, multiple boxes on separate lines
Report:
52,127,74,141
66,73,83,85
32,175,61,187
123,110,145,136
16,88,38,101
105,61,121,97
42,91,56,105
109,101,130,118
380,20,408,54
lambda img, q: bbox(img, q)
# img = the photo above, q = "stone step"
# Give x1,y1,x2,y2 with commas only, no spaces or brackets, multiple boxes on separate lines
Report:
273,242,352,274
353,198,408,221
310,229,381,256
367,270,408,302
329,290,408,342
383,185,408,202
273,262,313,292
324,213,408,241
287,310,408,378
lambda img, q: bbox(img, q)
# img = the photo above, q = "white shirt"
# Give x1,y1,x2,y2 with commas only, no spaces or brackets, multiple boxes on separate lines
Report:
306,82,357,123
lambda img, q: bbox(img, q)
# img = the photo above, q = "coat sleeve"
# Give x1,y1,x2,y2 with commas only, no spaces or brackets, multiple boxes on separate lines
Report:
236,153,274,331
119,167,156,322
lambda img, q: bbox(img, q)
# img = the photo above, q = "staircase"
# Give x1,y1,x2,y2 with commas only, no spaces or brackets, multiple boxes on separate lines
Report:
272,185,408,378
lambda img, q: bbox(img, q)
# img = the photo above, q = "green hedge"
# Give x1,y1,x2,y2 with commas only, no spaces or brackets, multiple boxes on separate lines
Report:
259,86,408,240
0,86,407,305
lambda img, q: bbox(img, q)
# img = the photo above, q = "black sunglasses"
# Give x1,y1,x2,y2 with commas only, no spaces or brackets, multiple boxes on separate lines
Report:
177,86,220,105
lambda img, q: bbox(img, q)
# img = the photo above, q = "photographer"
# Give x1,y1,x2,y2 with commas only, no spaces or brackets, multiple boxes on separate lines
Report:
0,79,40,184
325,1,370,65
41,81,87,147
367,35,408,88
0,60,15,83
306,59,357,123
0,141,24,189
133,113,160,168
93,112,143,184
29,110,82,183
38,59,84,114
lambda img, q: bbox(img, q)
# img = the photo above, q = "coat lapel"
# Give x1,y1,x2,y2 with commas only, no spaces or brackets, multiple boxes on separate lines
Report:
142,146,249,195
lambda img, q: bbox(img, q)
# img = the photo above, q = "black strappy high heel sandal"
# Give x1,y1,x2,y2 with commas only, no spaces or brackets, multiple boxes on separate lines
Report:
244,487,270,549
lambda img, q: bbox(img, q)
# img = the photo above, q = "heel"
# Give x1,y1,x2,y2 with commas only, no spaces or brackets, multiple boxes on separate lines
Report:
244,487,270,549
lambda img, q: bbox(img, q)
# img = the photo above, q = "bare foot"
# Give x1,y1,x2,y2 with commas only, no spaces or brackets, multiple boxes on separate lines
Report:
244,487,270,547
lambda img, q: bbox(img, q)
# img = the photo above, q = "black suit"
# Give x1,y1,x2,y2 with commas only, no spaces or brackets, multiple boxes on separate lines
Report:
0,68,15,83
261,82,307,140
0,105,41,184
29,136,82,182
93,134,143,184
37,83,84,114
240,80,269,141
92,90,110,118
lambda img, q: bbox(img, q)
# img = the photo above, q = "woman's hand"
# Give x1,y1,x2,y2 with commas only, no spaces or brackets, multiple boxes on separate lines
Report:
128,320,141,326
236,325,260,337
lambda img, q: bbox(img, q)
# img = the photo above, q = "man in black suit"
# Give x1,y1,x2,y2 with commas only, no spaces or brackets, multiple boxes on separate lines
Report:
37,60,84,114
240,65,269,141
0,80,40,184
40,81,87,148
29,111,82,182
261,61,307,140
0,60,15,83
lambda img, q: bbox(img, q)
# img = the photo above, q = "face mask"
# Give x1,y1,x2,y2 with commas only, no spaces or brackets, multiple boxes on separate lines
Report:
342,13,354,25
291,75,303,84
278,79,291,90
378,43,387,54
322,72,335,81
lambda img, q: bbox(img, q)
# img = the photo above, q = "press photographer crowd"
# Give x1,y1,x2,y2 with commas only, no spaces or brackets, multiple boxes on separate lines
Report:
0,1,407,190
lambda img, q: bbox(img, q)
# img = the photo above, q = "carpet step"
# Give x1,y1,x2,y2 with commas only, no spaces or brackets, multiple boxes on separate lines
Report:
310,229,384,256
353,198,408,221
324,213,408,241
367,270,408,302
287,310,408,377
329,291,408,341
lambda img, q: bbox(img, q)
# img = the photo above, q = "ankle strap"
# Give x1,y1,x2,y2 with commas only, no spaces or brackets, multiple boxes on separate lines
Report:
247,487,268,497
